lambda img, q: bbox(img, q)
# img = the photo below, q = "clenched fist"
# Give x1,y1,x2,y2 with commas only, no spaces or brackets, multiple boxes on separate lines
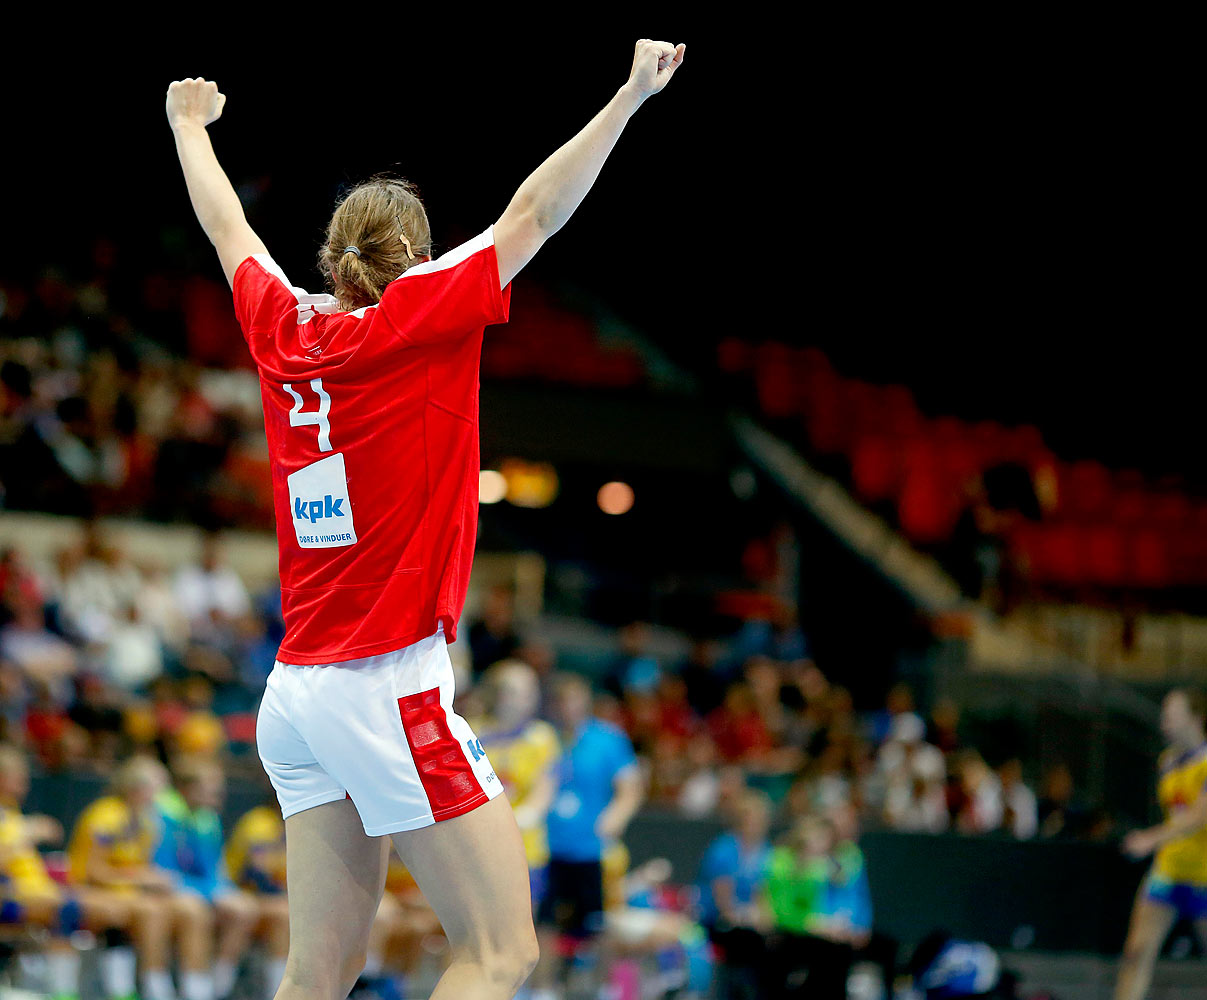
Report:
166,78,226,130
624,39,686,103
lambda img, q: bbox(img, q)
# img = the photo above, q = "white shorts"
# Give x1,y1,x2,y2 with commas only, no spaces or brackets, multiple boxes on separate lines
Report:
256,623,502,836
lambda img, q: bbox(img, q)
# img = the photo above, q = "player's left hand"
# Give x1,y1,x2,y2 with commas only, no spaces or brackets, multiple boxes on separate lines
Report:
166,78,226,130
1122,828,1161,858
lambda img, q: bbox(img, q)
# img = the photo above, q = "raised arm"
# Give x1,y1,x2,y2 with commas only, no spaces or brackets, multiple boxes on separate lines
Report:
166,78,267,288
493,38,686,289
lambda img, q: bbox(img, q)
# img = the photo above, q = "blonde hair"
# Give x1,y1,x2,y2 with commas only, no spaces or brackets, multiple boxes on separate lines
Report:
320,175,434,311
170,754,222,789
110,755,168,798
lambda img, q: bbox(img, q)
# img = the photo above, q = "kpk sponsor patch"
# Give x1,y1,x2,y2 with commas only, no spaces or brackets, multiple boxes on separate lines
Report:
287,453,358,549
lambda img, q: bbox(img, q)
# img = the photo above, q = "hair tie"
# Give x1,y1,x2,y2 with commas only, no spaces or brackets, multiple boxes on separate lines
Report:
343,245,361,258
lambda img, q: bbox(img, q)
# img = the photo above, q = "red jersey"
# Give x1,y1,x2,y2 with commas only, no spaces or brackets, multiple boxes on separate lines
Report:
232,227,512,664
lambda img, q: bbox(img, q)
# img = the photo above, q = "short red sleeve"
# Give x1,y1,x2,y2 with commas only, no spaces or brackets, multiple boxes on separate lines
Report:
232,255,302,343
375,227,511,347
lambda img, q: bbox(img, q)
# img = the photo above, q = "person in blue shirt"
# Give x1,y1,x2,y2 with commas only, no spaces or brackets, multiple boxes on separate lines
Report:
531,673,644,999
697,789,774,1000
154,757,262,1000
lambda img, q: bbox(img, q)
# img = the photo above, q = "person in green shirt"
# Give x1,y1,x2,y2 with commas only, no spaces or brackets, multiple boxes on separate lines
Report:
763,815,853,999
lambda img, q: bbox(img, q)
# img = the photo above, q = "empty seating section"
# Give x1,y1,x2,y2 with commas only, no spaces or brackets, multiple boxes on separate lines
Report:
719,337,1207,593
480,285,645,387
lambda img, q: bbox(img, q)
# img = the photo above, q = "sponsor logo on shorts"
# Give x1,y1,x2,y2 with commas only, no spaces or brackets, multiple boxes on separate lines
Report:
467,738,486,762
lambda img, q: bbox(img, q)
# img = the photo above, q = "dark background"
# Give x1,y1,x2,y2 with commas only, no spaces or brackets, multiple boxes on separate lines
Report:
0,16,1196,482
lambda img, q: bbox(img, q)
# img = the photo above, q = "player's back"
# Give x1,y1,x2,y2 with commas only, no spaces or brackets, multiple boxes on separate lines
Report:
67,795,152,885
1156,742,1207,884
232,229,511,665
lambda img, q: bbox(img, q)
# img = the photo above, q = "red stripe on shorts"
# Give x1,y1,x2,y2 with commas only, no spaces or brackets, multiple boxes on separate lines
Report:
397,687,486,822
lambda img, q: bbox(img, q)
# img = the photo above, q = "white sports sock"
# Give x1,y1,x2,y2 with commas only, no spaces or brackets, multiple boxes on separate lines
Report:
46,949,81,996
213,960,237,999
101,946,138,999
141,969,177,1000
265,958,288,1000
182,970,214,1000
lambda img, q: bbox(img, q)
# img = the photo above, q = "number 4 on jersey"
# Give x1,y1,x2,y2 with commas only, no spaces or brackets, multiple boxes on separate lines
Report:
284,379,332,452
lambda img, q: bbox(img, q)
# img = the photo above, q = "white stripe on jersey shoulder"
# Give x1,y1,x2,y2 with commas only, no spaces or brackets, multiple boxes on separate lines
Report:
250,254,341,326
346,227,495,320
388,227,495,286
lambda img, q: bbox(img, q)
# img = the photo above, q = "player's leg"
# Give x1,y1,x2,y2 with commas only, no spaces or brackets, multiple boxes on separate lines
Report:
213,889,259,999
128,892,175,1000
170,891,215,1000
9,891,82,999
274,798,390,1000
391,795,539,1000
1114,879,1177,1000
74,888,142,1000
256,894,291,1000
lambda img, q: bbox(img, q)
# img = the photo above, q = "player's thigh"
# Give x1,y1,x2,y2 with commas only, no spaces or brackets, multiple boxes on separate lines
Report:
1123,884,1177,956
390,795,534,959
284,797,390,963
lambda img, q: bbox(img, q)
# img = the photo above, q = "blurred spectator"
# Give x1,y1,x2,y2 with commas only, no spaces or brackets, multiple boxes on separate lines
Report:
676,635,729,717
102,603,165,691
24,681,89,772
950,750,1005,835
0,587,77,703
868,682,916,747
876,712,947,832
534,673,644,996
466,583,520,678
697,789,774,1000
677,735,724,818
68,674,126,769
765,815,852,1000
708,683,775,766
821,801,873,947
173,676,228,759
155,756,265,1000
173,532,250,644
997,758,1038,839
728,601,808,666
135,560,192,656
472,660,560,911
604,620,661,699
1037,761,1093,839
926,697,963,758
0,659,27,743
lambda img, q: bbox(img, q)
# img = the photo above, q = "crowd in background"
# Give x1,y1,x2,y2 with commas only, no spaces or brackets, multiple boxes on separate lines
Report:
1,262,269,528
0,525,1115,847
0,520,1115,997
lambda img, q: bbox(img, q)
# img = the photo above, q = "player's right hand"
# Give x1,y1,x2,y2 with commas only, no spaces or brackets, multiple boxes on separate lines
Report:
624,39,686,102
1122,828,1160,859
166,77,226,130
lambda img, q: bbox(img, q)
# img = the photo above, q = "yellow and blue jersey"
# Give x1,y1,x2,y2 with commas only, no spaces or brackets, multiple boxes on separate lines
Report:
473,719,560,868
1153,743,1207,886
224,806,286,894
67,795,155,888
0,804,57,898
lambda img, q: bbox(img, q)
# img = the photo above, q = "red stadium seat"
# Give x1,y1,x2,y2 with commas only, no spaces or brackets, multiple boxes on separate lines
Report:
1085,523,1127,588
1129,528,1172,589
851,434,903,503
1060,461,1113,520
